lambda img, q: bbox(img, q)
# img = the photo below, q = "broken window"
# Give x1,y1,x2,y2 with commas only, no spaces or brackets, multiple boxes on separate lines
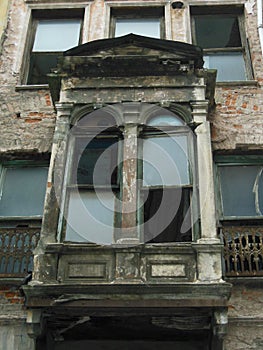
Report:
218,163,263,218
110,7,164,39
26,10,83,85
191,6,252,81
0,164,48,219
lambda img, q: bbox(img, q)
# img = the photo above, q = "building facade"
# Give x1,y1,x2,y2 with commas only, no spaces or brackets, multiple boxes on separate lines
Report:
0,0,263,349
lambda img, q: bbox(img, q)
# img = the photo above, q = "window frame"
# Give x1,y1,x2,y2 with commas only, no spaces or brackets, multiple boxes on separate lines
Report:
215,155,263,223
191,5,253,82
59,104,199,245
23,9,84,86
138,124,197,243
110,6,165,39
62,126,123,243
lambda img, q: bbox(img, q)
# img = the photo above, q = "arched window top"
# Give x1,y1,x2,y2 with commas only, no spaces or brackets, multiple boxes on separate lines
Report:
146,114,185,127
73,109,117,128
144,105,189,127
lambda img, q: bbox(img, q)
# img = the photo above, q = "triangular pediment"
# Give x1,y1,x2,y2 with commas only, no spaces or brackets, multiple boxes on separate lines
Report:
64,34,203,68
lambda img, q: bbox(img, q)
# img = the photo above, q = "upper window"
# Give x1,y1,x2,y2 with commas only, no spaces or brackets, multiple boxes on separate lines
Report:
110,7,164,39
26,10,83,85
0,164,48,219
191,6,252,82
216,157,263,220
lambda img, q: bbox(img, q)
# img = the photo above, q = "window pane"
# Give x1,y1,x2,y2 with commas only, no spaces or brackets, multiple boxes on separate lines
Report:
195,16,241,48
65,190,115,243
204,53,246,81
0,167,48,217
146,115,184,126
144,188,192,242
73,138,118,186
33,19,81,52
219,165,263,217
143,135,190,186
115,18,160,38
27,53,58,84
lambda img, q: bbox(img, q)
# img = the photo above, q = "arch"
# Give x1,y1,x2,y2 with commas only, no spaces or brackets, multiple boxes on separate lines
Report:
138,103,192,126
70,102,192,128
168,103,192,124
70,104,123,127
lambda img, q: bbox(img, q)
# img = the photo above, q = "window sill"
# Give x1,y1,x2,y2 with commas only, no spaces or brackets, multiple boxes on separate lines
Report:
225,277,263,285
216,80,258,87
15,84,49,91
0,277,26,287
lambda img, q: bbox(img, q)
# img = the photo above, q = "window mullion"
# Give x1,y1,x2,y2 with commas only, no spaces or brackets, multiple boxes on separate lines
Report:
117,124,139,244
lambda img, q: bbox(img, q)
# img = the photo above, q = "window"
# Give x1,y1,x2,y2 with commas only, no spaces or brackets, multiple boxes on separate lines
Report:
26,10,83,84
191,6,251,81
216,157,263,276
61,105,196,244
64,112,121,244
217,157,263,220
110,7,164,39
140,115,193,243
0,164,48,219
0,164,48,276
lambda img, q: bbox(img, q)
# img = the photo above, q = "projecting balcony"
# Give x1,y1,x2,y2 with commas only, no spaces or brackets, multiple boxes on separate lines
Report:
221,226,263,277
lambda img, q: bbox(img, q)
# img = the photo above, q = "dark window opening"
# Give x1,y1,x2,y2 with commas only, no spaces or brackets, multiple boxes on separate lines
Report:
144,188,192,243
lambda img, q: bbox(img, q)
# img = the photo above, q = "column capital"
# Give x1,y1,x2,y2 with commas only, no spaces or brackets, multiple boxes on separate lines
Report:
55,102,74,116
190,100,209,123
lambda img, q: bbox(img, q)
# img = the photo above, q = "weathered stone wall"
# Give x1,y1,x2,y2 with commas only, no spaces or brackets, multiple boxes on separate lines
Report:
0,286,33,350
0,0,55,155
0,0,9,49
225,281,263,349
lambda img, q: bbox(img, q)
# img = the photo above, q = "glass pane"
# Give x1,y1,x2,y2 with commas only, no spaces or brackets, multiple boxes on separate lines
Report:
143,135,190,186
33,19,81,52
195,16,241,49
0,167,48,217
147,115,184,126
219,165,263,217
204,53,246,81
28,53,58,84
73,138,118,186
144,188,192,243
65,190,115,243
115,18,160,38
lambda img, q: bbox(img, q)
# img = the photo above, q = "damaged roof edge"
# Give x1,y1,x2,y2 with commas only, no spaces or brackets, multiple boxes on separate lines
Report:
64,33,204,68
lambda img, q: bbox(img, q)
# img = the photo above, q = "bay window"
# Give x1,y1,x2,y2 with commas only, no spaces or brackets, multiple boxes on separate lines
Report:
61,104,196,244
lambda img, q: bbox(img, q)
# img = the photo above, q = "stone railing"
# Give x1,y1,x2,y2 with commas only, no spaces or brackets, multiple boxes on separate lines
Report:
221,226,263,277
0,227,40,277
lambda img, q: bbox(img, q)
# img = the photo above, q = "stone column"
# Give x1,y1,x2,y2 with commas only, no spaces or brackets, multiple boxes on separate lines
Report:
191,101,223,282
33,103,73,283
115,103,141,245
